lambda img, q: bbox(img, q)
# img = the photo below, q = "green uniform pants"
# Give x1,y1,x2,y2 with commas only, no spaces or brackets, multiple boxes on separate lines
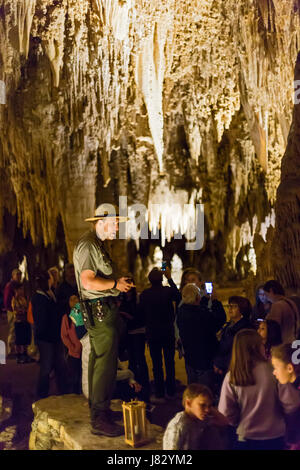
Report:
87,301,120,420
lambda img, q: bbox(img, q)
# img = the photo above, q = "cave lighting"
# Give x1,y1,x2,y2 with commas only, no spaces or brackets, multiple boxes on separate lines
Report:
18,256,28,281
170,254,183,287
126,188,202,248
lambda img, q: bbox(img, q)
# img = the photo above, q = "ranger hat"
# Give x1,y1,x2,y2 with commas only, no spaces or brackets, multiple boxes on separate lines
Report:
85,204,129,222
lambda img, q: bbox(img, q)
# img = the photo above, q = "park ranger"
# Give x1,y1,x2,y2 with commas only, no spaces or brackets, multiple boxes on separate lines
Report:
73,206,133,437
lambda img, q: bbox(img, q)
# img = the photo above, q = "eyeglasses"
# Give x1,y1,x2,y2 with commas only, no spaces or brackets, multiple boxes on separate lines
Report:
224,304,239,309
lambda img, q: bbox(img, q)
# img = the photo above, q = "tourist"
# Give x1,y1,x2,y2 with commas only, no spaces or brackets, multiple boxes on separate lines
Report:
251,284,272,326
177,283,226,389
264,280,300,342
112,360,142,402
11,283,32,364
3,268,22,356
257,319,282,359
163,383,228,450
214,296,253,376
139,266,181,403
271,343,300,449
68,302,88,399
218,329,300,450
48,266,60,293
32,271,66,398
61,294,82,394
179,268,202,292
119,287,150,402
56,263,78,317
26,300,39,361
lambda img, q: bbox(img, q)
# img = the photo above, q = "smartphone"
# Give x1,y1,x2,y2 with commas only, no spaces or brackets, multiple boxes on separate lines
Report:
205,282,213,294
162,261,167,271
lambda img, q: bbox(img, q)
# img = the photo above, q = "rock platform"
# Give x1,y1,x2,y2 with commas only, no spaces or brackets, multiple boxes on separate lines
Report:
29,395,164,450
0,395,13,424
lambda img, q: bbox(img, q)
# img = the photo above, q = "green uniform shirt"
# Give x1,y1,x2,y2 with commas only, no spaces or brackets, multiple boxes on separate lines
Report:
73,230,119,300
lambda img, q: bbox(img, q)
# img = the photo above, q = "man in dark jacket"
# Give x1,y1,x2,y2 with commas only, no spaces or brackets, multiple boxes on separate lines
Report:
139,267,181,403
177,284,226,390
56,263,78,317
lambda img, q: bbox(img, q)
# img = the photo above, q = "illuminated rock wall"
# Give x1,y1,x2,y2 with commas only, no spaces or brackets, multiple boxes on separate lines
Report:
0,0,299,285
274,51,300,290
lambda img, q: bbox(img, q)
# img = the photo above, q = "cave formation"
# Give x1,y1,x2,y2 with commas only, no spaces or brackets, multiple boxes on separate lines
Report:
0,0,300,291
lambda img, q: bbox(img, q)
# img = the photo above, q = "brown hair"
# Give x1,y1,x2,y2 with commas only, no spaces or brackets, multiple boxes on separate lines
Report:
148,268,163,285
263,280,285,296
180,268,202,292
229,296,252,319
271,343,300,374
182,383,213,407
229,329,266,386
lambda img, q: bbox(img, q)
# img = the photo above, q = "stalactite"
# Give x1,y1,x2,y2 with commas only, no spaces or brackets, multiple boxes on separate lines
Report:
0,0,300,283
17,0,36,58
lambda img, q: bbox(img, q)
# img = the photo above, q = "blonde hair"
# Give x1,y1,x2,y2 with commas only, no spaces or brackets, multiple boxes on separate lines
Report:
182,283,201,305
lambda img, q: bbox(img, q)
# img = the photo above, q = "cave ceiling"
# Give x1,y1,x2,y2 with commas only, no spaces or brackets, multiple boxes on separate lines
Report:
0,0,300,282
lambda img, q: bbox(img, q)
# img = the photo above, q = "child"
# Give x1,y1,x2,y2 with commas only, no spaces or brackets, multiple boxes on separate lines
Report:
271,343,300,449
257,319,282,359
219,329,300,450
12,283,32,364
163,383,228,450
61,295,82,394
112,360,142,402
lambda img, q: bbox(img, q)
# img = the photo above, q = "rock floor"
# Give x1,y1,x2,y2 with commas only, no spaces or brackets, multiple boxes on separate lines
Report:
30,395,165,450
0,314,184,450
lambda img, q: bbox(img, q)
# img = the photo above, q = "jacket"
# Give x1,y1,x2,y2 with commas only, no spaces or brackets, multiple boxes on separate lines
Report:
177,301,226,370
266,297,300,343
32,291,61,343
61,314,82,358
214,316,253,372
163,411,226,450
3,280,18,312
218,362,300,441
139,279,181,341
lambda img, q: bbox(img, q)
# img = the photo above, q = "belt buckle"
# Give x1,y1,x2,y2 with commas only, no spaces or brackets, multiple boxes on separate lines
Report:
95,299,105,322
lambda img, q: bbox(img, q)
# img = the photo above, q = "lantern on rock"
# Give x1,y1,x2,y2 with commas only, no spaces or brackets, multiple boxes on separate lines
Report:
122,400,149,447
